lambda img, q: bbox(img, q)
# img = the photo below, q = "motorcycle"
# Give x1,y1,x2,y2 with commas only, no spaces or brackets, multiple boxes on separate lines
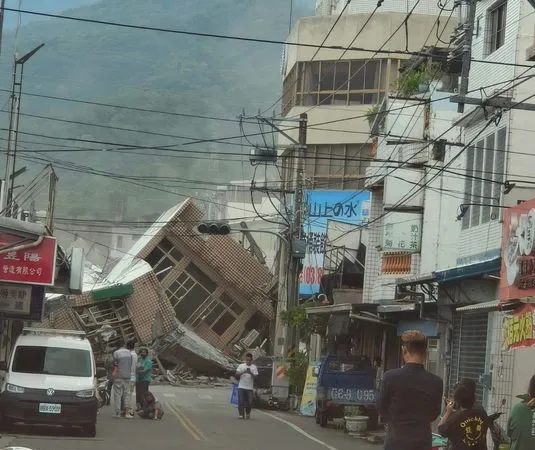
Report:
96,376,111,408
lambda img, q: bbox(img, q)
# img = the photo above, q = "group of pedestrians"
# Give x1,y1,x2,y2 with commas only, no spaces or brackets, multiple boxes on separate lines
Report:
111,340,154,418
378,330,535,450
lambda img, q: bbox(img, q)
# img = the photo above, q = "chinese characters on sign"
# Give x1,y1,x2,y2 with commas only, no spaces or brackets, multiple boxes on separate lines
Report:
0,236,57,286
502,303,535,351
382,213,422,252
299,191,370,295
0,284,32,315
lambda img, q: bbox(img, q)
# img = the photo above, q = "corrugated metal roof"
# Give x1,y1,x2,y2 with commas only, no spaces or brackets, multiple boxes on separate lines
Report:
455,300,500,312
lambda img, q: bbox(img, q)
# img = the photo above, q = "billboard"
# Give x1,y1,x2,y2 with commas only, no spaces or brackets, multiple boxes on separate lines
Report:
500,198,535,303
299,190,370,296
502,303,535,351
0,235,57,286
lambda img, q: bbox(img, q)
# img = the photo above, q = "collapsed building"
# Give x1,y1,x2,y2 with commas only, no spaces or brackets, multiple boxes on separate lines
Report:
41,199,276,375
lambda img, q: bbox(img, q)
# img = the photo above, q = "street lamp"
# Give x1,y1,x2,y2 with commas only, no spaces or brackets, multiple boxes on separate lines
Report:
4,43,45,216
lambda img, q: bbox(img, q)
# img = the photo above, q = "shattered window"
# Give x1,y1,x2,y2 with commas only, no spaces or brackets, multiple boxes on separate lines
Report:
144,237,184,280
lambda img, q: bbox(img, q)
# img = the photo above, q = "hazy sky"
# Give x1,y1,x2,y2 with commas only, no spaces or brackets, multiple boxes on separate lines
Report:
3,0,98,29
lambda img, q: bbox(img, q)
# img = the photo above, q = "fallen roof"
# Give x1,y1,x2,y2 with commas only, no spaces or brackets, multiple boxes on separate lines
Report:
106,199,189,282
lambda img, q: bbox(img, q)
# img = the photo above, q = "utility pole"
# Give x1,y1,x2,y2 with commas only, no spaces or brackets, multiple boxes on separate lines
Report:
456,0,477,113
284,113,307,354
3,43,45,216
0,0,6,56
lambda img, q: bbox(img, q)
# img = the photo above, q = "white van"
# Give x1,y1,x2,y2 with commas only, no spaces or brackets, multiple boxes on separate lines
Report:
0,328,106,437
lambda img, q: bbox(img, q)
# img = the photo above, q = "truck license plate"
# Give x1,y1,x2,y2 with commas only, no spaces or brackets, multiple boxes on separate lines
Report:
328,388,377,404
39,403,61,414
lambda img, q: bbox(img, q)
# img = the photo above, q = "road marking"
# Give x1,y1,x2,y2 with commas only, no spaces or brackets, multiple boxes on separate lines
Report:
260,411,340,450
163,399,201,441
172,403,208,441
164,400,208,441
163,393,176,397
198,394,212,400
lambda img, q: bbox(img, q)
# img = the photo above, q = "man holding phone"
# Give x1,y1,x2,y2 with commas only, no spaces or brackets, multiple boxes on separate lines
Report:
236,352,258,419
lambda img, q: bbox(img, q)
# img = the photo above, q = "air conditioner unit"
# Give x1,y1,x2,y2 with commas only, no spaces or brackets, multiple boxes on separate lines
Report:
241,329,260,347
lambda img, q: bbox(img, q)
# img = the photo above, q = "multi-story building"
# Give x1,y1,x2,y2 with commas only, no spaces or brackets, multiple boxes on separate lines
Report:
276,2,457,372
432,0,535,426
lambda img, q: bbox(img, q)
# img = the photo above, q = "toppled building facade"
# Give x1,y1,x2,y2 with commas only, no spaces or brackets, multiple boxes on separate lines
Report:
40,199,275,374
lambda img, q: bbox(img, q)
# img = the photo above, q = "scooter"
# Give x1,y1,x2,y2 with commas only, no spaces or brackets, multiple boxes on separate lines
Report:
96,376,111,408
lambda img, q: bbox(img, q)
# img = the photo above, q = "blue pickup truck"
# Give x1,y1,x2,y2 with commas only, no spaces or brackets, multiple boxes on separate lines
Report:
315,354,378,428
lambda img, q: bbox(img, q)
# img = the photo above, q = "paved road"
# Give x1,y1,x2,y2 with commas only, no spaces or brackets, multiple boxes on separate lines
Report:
0,385,378,450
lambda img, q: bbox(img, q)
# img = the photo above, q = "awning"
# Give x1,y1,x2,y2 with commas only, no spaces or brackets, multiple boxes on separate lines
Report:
91,283,134,301
435,257,501,284
456,299,521,312
377,303,416,313
305,303,353,316
349,313,395,326
396,273,436,287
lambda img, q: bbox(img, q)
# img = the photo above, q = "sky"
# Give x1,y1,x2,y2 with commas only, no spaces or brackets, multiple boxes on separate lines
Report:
2,0,98,30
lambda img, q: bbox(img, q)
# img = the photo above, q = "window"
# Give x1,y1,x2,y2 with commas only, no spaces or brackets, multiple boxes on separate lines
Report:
462,127,507,229
166,264,217,323
12,346,92,377
145,238,183,280
193,293,244,336
282,59,400,115
486,2,507,55
298,143,372,190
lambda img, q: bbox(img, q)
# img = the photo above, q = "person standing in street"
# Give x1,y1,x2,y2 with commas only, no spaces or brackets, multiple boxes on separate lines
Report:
128,340,138,414
136,347,153,409
507,374,535,450
235,352,258,419
378,330,443,450
113,341,135,419
437,384,488,450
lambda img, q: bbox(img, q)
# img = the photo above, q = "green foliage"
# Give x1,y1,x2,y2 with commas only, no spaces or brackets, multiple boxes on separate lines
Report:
365,104,381,129
281,303,328,341
397,62,443,96
0,0,313,219
286,350,309,394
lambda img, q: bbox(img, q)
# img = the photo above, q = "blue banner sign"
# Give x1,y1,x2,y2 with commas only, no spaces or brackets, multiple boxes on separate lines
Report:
299,190,370,295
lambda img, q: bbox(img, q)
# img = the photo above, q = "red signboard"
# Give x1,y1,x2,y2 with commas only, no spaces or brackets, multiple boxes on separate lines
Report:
500,198,535,303
0,236,57,286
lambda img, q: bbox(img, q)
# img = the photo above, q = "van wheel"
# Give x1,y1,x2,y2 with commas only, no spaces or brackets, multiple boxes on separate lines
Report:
0,416,12,431
82,422,96,437
315,412,320,424
319,412,328,428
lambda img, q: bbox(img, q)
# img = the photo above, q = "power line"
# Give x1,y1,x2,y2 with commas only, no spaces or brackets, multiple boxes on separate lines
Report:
4,7,534,69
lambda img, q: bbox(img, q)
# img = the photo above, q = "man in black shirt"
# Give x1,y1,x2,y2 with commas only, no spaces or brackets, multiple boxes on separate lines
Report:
438,384,488,450
378,330,443,450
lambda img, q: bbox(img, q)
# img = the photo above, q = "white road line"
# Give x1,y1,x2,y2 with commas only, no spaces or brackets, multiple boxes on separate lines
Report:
260,411,340,450
163,393,176,397
198,394,212,400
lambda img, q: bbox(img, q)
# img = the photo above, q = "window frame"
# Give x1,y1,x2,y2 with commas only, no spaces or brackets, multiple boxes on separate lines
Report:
462,127,508,229
486,1,507,55
145,238,183,280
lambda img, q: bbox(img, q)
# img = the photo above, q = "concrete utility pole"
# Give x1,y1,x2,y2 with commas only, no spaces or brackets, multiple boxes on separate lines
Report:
456,0,477,113
0,0,6,56
285,113,307,352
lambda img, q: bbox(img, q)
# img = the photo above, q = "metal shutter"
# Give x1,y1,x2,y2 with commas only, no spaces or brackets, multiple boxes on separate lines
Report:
448,311,489,405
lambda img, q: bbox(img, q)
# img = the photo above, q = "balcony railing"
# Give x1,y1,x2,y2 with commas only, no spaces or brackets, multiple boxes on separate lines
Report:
381,252,412,274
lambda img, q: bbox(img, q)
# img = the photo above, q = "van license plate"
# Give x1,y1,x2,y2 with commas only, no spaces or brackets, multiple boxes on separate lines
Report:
39,403,61,414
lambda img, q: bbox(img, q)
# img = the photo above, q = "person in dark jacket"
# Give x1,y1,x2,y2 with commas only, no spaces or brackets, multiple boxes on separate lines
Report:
378,330,443,450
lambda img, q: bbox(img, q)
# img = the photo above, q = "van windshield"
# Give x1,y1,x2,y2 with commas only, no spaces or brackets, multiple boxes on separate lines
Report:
327,356,371,373
12,346,92,377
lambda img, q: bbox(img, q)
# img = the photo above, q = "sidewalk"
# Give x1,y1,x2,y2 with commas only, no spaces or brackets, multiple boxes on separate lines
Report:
266,411,385,450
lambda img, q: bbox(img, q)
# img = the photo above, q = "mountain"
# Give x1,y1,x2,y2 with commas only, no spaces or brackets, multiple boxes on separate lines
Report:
0,0,312,219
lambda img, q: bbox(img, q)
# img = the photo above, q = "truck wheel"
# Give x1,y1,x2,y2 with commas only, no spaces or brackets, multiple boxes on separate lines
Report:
319,412,328,428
